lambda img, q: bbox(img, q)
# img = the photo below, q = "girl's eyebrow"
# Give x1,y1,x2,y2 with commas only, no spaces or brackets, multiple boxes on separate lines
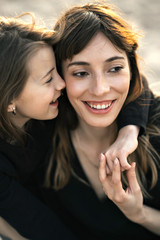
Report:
67,56,125,68
41,67,55,79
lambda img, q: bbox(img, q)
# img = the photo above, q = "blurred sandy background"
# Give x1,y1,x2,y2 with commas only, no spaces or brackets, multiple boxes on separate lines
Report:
0,0,160,90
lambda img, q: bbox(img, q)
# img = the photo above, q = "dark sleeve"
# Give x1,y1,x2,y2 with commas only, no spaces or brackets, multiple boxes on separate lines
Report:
117,75,154,135
0,156,77,240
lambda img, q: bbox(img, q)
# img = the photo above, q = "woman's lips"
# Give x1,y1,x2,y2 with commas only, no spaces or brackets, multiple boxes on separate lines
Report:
83,100,115,114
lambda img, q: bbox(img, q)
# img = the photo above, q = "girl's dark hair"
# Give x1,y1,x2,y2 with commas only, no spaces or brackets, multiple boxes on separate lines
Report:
0,13,58,143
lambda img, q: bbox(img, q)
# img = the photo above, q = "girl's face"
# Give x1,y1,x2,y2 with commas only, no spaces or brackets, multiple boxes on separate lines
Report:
10,46,65,127
62,32,131,128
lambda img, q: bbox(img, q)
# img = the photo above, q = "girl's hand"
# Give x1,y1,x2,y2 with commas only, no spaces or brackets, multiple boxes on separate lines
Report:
102,125,139,173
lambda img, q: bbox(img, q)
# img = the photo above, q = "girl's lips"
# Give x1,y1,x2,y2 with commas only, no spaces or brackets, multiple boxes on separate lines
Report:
50,99,58,107
50,94,61,107
83,100,115,114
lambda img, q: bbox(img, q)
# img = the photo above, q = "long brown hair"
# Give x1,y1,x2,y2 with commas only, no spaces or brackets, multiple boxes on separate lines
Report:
45,2,159,198
0,13,58,143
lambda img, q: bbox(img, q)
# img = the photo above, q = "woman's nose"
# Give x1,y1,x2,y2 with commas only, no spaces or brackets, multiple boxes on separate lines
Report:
89,74,110,96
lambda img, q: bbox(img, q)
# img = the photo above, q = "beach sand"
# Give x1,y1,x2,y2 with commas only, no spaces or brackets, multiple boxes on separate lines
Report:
0,0,160,90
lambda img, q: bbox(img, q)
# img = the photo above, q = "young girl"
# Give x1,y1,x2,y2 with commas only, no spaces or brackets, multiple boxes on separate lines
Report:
0,13,77,240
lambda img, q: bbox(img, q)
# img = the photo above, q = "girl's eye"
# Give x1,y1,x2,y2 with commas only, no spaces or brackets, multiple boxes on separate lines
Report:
73,71,89,77
109,66,123,73
46,77,53,83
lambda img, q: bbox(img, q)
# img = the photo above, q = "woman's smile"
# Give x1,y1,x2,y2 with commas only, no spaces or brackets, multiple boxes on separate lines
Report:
83,100,115,114
63,32,131,128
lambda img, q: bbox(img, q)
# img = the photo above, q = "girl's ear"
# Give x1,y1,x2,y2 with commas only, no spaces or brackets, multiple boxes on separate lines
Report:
7,102,16,114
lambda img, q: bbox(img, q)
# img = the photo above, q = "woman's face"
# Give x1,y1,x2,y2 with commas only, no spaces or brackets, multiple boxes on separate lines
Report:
10,46,65,127
62,32,131,128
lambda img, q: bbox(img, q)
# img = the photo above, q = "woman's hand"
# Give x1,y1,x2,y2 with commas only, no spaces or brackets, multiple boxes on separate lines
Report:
99,154,144,223
99,154,160,236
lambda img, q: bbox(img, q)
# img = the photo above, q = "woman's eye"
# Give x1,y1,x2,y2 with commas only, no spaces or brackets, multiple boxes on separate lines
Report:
73,71,88,77
46,77,53,83
109,66,123,73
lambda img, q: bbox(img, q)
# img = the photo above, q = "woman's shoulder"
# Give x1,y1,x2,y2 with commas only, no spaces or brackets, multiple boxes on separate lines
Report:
145,96,160,163
147,96,160,126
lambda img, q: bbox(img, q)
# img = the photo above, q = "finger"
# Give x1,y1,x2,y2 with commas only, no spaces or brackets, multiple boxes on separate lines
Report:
112,158,124,192
99,153,111,175
119,156,131,170
99,153,107,183
126,162,140,192
112,158,121,183
106,164,111,175
104,152,114,172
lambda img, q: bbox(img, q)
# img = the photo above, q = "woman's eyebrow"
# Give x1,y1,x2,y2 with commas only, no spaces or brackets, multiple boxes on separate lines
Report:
105,56,125,62
67,62,89,68
67,56,125,68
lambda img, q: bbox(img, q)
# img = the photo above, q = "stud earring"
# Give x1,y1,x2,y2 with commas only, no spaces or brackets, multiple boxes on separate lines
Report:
12,107,16,115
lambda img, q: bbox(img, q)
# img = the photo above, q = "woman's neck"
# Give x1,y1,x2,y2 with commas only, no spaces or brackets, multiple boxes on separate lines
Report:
71,120,118,199
73,119,117,150
71,120,118,171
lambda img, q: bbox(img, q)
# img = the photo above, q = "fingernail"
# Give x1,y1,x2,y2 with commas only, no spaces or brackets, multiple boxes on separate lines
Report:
132,162,136,168
114,158,118,165
100,153,105,161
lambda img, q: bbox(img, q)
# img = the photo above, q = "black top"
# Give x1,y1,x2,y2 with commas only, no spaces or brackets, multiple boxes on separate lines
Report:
41,100,160,240
0,120,77,240
0,77,154,239
118,75,154,135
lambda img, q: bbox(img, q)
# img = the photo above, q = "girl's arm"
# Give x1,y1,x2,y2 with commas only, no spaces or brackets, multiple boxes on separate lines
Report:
103,75,154,173
0,217,28,240
103,125,139,173
118,75,153,135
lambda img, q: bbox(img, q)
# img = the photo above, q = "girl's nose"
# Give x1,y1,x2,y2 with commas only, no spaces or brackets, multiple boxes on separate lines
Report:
56,74,66,91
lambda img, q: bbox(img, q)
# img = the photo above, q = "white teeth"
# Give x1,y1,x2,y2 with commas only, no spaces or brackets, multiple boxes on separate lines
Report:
87,102,111,109
50,100,56,104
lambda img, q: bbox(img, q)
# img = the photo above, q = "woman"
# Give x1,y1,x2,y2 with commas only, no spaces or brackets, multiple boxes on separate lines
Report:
42,2,160,240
